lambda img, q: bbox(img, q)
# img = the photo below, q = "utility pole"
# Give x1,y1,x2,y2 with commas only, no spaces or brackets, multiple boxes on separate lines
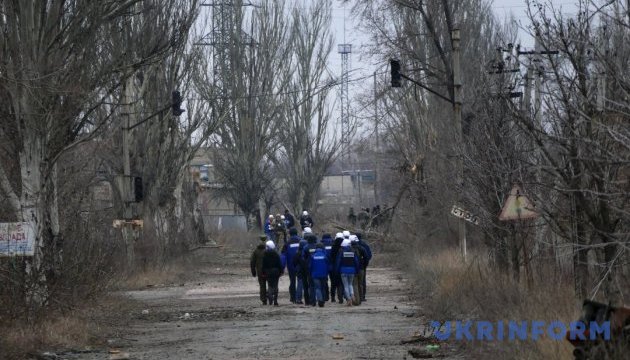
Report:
452,28,466,261
121,76,135,270
374,71,380,205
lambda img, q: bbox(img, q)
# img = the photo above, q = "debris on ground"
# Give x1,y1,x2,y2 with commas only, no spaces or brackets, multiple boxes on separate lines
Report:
400,333,441,345
109,350,130,360
407,347,446,359
141,309,149,315
332,333,344,340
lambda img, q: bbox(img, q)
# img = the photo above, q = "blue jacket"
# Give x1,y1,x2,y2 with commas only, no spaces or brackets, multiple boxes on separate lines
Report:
302,234,318,260
336,246,360,275
264,219,274,237
309,248,329,278
321,235,333,269
281,235,302,273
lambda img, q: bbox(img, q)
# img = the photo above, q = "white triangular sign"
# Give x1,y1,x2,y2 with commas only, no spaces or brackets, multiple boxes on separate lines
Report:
499,185,538,221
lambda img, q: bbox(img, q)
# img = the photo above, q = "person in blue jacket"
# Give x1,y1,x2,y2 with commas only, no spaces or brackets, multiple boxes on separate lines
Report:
321,233,333,302
281,227,302,303
336,238,360,306
302,230,318,306
355,232,372,301
309,243,329,307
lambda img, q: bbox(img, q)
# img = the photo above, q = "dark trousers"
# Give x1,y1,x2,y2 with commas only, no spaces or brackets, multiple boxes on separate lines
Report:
331,272,343,302
323,275,330,301
266,276,279,304
308,275,316,305
288,271,297,302
257,276,267,304
300,273,310,304
361,267,367,300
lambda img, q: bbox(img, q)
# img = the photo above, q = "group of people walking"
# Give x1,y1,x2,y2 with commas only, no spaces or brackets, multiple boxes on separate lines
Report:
250,221,372,308
263,210,314,244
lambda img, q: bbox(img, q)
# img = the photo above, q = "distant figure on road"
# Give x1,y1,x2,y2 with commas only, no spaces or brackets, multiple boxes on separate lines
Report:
250,235,268,305
274,213,287,244
284,209,295,229
262,240,283,306
264,215,275,241
336,237,360,306
299,210,313,230
347,207,357,225
357,208,370,229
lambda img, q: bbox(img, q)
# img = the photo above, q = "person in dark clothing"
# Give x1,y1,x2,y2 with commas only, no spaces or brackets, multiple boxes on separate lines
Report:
309,243,329,307
293,239,309,305
355,232,372,301
281,227,301,303
262,240,283,306
274,214,287,245
350,235,367,306
321,233,333,301
250,235,268,305
330,233,345,303
284,209,295,229
347,207,357,225
299,210,314,230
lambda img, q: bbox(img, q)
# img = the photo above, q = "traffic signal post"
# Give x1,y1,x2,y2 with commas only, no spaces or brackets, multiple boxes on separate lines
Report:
389,29,467,261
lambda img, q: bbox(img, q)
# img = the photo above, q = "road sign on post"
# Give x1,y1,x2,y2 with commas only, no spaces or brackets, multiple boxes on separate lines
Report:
499,185,538,221
450,205,480,225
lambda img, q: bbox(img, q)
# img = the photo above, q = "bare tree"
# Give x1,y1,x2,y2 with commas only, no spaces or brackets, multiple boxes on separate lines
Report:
506,0,630,302
201,0,293,227
0,0,197,304
278,0,338,215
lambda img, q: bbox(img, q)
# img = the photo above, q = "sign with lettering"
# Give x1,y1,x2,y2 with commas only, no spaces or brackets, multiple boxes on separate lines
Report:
0,222,35,257
450,205,480,225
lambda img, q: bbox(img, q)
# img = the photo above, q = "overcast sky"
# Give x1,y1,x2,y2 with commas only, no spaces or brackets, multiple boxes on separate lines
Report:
323,0,581,128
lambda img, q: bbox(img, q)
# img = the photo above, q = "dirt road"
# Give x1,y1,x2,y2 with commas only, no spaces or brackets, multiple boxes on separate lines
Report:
70,250,457,360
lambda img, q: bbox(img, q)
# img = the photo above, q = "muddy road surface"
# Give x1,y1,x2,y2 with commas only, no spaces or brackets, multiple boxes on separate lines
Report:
72,250,459,360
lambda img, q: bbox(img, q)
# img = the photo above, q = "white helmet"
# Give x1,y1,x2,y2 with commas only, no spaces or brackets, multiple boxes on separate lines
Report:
350,235,359,243
342,230,351,238
303,227,313,234
281,215,285,220
341,239,352,247
335,232,344,239
269,215,274,219
265,240,276,250
302,211,308,216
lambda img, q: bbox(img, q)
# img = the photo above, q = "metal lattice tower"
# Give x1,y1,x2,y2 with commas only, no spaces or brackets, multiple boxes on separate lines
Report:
212,2,234,90
338,43,352,161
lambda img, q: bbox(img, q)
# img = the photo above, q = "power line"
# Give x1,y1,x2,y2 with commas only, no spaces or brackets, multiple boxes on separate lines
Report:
187,70,385,102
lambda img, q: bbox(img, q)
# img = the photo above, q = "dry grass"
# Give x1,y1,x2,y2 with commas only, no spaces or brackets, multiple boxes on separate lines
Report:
117,262,190,289
411,250,580,360
0,295,136,360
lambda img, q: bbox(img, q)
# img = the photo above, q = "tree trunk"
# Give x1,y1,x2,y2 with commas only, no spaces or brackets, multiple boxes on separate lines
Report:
19,134,61,307
573,209,588,300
